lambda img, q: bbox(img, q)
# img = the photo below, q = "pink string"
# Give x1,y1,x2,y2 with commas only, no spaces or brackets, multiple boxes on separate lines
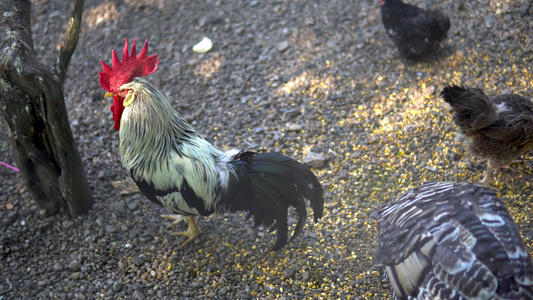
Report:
0,160,19,172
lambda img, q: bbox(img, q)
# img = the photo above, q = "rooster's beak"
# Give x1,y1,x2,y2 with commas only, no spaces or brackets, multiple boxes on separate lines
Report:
104,92,116,98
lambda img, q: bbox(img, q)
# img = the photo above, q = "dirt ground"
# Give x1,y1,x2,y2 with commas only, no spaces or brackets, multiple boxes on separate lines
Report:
1,0,533,299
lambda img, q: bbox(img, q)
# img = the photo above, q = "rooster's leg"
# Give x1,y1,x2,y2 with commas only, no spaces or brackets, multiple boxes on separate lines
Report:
162,215,200,246
161,214,188,228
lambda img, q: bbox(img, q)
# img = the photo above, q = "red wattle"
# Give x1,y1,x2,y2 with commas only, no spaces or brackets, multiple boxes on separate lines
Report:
110,96,125,130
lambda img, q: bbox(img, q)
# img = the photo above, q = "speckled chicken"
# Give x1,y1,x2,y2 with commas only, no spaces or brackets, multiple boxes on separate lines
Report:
441,85,533,185
377,181,533,300
379,0,450,61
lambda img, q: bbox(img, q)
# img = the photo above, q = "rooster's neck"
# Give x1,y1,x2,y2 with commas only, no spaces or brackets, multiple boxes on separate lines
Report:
117,79,221,170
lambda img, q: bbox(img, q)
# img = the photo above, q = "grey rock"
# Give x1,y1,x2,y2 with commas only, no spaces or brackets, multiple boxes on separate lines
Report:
127,201,139,211
132,256,145,267
132,290,145,300
68,260,81,272
113,280,123,292
302,151,328,168
276,41,290,52
108,201,125,212
52,263,63,271
283,266,296,279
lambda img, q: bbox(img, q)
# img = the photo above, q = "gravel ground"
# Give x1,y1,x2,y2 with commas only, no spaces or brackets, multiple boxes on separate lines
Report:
1,0,533,299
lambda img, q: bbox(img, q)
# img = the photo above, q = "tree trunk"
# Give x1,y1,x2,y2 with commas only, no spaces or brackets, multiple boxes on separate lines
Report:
0,0,92,217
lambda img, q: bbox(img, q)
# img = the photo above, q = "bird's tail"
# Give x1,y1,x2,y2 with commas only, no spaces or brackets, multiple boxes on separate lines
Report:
221,151,324,250
440,85,496,131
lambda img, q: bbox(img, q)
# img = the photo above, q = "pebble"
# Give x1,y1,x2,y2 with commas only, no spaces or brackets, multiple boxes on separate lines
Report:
97,170,106,179
108,201,125,212
219,286,230,295
276,41,290,52
113,280,124,292
127,201,139,211
132,291,145,300
68,260,81,272
282,266,296,279
484,15,498,28
519,5,529,15
338,169,349,180
286,123,303,131
52,263,63,271
132,256,145,267
302,271,310,281
302,151,328,168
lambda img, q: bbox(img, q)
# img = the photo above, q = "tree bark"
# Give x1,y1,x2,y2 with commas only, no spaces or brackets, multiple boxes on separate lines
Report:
0,0,92,217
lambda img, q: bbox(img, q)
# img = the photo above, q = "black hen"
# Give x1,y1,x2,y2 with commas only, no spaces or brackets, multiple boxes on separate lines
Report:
441,85,533,185
379,0,450,61
378,181,533,300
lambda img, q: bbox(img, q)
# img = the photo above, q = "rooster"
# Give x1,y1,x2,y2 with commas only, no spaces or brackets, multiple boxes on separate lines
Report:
379,0,450,61
98,39,324,250
378,181,533,300
441,85,533,185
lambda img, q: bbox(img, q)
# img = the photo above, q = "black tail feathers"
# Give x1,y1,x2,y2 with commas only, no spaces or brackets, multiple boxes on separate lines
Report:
440,85,496,131
221,151,324,251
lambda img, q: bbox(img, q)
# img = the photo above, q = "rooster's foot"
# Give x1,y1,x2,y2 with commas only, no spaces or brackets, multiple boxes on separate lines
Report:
162,215,200,246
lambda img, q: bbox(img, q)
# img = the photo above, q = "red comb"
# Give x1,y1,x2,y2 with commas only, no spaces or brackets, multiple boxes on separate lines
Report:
99,38,159,130
99,38,159,93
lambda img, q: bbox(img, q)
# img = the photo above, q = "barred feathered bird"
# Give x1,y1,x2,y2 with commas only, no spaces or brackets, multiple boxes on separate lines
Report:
98,39,324,250
441,85,533,185
377,181,533,299
379,0,450,61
